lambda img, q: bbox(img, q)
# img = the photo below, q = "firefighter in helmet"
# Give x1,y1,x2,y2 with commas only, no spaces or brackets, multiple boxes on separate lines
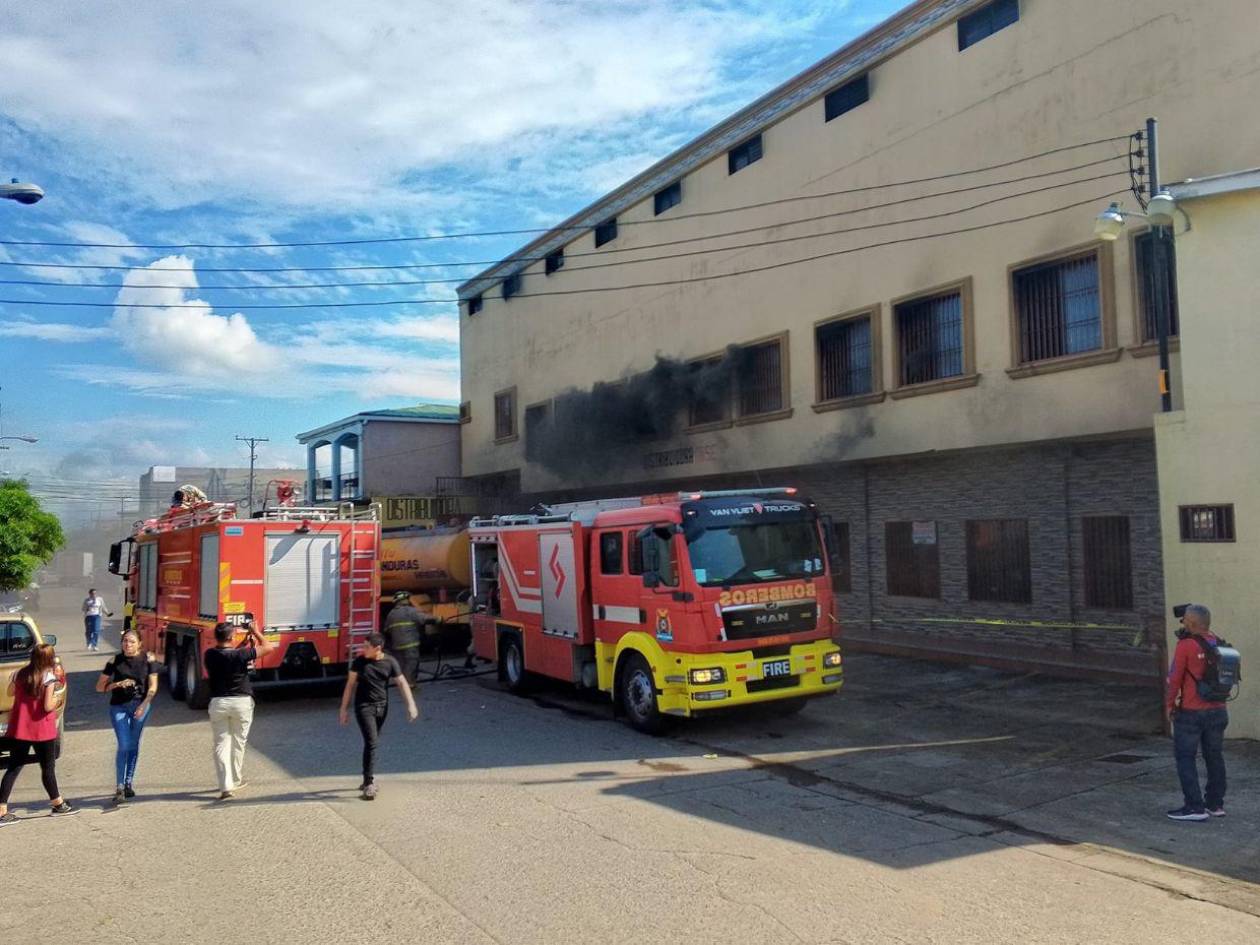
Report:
383,591,424,686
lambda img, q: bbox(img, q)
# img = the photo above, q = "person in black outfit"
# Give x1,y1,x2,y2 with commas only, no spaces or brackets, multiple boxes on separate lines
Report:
383,591,425,686
95,629,159,803
205,620,277,800
339,632,418,800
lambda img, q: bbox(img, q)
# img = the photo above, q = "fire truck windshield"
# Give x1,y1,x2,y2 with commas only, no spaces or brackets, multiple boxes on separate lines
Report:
685,520,824,587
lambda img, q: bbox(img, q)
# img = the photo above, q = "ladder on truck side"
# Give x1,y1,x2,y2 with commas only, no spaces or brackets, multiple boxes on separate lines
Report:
345,505,381,659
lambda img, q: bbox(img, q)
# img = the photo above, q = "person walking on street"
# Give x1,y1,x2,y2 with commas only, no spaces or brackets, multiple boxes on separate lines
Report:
82,588,112,652
1166,603,1229,821
1,644,76,824
383,591,425,685
96,630,159,804
339,632,419,800
205,619,277,800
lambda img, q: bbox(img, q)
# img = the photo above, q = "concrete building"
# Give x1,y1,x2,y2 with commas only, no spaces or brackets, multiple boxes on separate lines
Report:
457,0,1260,685
1156,169,1260,739
138,465,297,517
296,405,462,524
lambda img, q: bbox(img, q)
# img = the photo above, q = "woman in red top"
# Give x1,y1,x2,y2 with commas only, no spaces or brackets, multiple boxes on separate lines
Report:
0,644,78,824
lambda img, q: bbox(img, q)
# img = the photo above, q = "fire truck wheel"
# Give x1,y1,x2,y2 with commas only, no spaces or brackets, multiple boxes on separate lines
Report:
166,637,186,701
499,634,530,694
183,641,211,710
618,653,667,735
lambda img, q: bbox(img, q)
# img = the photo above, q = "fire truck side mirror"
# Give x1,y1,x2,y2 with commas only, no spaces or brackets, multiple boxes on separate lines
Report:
107,542,122,575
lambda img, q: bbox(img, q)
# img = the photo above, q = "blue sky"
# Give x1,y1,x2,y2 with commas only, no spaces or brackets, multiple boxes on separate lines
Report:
0,0,902,523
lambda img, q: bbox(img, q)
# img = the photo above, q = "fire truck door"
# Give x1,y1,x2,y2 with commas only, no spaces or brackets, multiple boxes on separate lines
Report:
538,531,579,639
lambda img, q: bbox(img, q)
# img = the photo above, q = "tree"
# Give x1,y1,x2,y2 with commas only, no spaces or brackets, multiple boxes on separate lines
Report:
0,479,65,593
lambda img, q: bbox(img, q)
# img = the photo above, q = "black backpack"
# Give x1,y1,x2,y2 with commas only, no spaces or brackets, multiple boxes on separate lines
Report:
1193,636,1242,702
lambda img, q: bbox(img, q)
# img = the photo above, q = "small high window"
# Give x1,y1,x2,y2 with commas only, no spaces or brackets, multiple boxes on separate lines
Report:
594,217,618,247
545,249,565,275
1012,249,1104,364
654,181,682,216
816,313,874,401
502,273,522,300
493,388,517,442
825,74,869,122
894,288,965,386
958,0,1019,51
728,134,763,175
736,337,786,418
468,294,483,316
1179,505,1235,543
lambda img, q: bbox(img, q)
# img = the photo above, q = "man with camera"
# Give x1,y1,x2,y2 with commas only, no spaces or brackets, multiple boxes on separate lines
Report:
205,617,277,800
1165,603,1229,821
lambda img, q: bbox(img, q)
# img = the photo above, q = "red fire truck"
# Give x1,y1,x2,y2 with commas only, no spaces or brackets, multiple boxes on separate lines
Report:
469,488,843,732
109,502,380,709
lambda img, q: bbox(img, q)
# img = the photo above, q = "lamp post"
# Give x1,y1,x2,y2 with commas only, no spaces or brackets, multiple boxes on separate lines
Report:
1094,117,1176,412
0,179,44,205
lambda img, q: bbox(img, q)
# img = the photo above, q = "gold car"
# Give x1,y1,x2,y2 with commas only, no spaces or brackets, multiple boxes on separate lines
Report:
0,614,66,761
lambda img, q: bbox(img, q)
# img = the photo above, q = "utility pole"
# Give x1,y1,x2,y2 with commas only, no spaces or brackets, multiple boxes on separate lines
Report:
236,435,269,516
1145,117,1174,413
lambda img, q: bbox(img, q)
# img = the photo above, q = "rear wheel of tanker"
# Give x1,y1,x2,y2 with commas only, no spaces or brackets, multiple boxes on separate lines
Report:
183,640,211,710
619,653,667,736
499,635,530,694
166,637,186,701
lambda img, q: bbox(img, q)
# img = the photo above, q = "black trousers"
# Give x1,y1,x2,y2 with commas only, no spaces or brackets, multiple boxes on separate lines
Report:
354,703,388,784
1,739,59,805
388,649,420,685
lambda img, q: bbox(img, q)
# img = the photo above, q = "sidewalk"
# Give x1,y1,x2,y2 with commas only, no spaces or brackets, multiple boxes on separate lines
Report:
676,652,1260,911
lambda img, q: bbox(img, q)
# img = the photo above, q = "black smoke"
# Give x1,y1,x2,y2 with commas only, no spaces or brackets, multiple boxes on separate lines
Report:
527,348,749,479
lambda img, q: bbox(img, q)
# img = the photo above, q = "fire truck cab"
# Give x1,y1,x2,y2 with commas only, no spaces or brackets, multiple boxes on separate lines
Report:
110,502,380,709
469,489,843,732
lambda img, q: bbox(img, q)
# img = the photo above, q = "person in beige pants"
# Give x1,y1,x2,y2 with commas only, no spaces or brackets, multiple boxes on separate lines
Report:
204,620,276,799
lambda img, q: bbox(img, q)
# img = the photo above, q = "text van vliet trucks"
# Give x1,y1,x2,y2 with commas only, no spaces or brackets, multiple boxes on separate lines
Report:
469,489,843,732
109,501,380,709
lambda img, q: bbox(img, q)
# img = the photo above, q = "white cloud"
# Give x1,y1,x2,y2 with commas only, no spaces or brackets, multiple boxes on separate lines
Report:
0,1,789,209
0,318,112,341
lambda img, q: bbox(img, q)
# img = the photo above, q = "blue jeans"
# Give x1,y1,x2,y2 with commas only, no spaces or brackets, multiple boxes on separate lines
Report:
85,615,102,648
1173,707,1228,810
109,702,151,787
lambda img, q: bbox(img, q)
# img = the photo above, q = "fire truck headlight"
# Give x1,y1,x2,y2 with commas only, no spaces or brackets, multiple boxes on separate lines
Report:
689,667,726,685
823,651,842,668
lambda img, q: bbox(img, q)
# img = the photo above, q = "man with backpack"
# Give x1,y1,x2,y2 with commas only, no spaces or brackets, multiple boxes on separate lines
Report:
1165,604,1236,821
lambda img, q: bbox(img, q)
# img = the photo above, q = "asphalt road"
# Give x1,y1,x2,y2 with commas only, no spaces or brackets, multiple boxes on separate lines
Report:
4,607,1258,944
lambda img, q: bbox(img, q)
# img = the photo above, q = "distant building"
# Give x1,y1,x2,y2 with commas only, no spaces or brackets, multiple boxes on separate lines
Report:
138,465,299,517
295,405,462,525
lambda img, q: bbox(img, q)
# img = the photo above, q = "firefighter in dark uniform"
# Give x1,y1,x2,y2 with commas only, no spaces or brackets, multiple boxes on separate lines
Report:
383,591,424,686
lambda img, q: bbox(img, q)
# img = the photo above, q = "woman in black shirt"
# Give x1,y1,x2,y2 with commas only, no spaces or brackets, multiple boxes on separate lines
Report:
95,630,159,804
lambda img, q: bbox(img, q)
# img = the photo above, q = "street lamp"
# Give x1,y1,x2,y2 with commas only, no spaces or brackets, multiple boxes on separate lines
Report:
0,179,44,205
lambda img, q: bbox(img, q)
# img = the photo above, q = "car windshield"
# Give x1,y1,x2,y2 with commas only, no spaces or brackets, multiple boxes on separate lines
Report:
686,521,824,586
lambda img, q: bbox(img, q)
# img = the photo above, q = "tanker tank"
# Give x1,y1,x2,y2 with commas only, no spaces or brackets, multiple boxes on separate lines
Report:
379,527,473,651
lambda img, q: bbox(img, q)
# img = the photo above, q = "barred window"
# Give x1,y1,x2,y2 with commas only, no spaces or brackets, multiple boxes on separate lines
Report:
1179,505,1235,543
737,338,784,417
545,249,564,275
966,519,1031,603
1134,231,1180,342
958,0,1019,51
688,356,731,427
895,290,963,386
824,74,869,122
1013,251,1102,363
817,315,873,401
728,134,763,174
1082,516,1132,609
493,389,516,441
886,521,940,598
654,182,682,215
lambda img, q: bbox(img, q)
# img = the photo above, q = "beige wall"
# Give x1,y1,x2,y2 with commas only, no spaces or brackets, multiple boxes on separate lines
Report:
1156,187,1260,740
461,0,1260,493
361,421,461,496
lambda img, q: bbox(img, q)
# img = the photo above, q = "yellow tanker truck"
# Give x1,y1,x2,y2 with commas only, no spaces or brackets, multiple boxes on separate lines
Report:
379,527,474,643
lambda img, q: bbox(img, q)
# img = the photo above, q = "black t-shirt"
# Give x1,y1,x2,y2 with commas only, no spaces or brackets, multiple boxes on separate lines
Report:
103,655,157,706
351,654,402,707
205,646,257,698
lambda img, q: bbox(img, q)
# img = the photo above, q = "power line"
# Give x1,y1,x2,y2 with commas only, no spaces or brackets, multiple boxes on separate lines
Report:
0,135,1132,251
0,178,1128,311
0,157,1126,293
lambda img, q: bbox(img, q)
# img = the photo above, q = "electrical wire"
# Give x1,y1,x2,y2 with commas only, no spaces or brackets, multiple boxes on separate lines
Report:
0,135,1132,251
0,157,1127,293
0,187,1130,310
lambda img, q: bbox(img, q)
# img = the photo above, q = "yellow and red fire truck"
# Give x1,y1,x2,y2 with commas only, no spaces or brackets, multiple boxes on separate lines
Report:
109,501,380,708
469,488,843,732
